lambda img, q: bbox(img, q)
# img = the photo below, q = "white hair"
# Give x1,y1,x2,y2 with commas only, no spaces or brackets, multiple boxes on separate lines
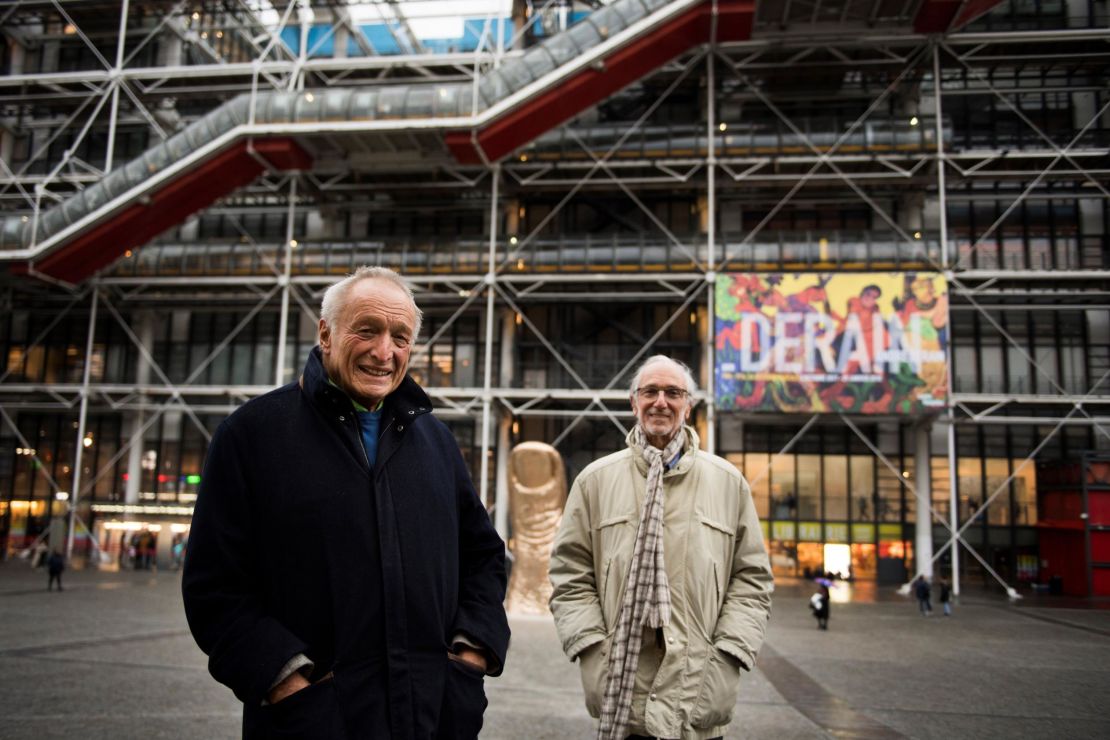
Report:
629,355,698,400
319,266,423,338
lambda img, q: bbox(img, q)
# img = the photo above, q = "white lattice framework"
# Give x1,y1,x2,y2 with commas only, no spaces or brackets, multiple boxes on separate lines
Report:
0,1,1107,596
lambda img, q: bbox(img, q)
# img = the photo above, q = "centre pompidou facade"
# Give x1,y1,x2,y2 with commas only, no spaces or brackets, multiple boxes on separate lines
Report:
1,0,1107,596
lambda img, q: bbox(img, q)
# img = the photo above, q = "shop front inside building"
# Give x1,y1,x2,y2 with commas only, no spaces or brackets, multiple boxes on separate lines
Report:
711,271,1042,587
0,268,1097,595
719,424,1040,585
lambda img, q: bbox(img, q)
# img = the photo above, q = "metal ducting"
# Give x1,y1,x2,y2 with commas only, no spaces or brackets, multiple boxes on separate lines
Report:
0,0,681,258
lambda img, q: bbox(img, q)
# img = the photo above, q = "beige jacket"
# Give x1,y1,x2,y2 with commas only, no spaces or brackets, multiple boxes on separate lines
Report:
549,427,773,739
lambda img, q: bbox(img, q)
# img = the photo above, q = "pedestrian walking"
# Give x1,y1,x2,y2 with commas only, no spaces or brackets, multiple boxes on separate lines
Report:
913,574,932,616
29,540,48,568
810,583,831,630
938,575,952,616
47,550,64,591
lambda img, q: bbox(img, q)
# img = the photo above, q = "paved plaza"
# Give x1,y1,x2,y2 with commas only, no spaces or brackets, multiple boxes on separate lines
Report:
0,562,1107,739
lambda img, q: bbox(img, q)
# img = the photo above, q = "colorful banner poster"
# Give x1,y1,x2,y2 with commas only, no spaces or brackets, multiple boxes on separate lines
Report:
715,273,948,414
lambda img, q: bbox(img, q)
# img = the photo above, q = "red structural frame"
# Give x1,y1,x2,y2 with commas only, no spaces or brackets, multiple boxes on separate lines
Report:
446,0,755,165
20,0,1007,285
914,0,1004,33
23,138,311,285
1037,457,1110,597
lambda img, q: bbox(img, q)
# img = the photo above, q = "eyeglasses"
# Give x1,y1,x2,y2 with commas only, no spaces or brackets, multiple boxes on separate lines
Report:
635,386,688,401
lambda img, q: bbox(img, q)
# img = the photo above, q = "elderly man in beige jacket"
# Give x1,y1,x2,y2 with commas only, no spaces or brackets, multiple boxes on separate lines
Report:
550,355,773,740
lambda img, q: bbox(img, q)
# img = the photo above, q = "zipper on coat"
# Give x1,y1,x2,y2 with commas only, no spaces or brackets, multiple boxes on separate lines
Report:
339,409,372,471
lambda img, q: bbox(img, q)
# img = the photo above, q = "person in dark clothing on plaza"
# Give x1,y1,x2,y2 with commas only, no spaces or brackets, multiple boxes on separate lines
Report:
182,266,510,739
810,584,830,630
912,574,932,616
47,549,64,591
937,575,952,616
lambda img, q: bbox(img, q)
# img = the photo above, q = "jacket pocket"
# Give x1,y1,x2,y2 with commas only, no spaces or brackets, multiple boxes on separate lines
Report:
693,515,733,638
262,676,347,740
596,515,632,626
577,636,612,719
689,643,742,729
699,514,736,540
439,657,488,740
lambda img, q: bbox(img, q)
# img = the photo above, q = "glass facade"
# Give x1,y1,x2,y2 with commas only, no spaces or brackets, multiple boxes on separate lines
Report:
0,0,1107,592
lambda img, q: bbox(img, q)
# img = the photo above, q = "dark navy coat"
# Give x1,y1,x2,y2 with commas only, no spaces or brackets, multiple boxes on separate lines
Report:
183,347,510,739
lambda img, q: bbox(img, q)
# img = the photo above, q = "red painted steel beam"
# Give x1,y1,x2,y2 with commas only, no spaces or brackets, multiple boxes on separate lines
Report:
914,0,1005,33
27,138,311,285
446,0,755,165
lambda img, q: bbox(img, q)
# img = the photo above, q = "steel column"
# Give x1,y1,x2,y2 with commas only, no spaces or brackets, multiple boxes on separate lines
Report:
914,421,933,580
104,0,130,173
479,164,501,509
274,178,298,385
494,308,516,539
66,285,98,560
934,42,961,596
705,44,717,454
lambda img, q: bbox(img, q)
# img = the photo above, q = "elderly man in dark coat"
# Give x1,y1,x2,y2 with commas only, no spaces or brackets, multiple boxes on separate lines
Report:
183,266,510,739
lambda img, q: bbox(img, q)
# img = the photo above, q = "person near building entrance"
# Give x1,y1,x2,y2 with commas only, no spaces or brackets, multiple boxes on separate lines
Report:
47,549,65,591
549,355,774,740
937,575,952,616
913,574,933,616
182,266,510,739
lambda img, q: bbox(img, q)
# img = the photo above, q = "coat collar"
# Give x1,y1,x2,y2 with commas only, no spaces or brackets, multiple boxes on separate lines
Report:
626,424,699,477
301,345,433,421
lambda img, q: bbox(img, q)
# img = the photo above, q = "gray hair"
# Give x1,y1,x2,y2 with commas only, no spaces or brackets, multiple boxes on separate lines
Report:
319,266,423,339
629,355,698,401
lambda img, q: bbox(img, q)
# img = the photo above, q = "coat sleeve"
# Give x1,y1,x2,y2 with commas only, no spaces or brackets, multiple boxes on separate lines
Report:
449,440,511,676
712,474,774,670
181,421,308,704
548,476,606,661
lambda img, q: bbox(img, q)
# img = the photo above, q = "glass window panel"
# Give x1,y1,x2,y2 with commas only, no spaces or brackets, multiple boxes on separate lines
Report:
796,542,824,578
159,441,180,500
1005,314,1029,394
850,543,877,580
188,342,212,383
980,344,1004,393
1011,459,1037,525
231,345,252,384
1056,235,1079,269
985,457,1011,525
768,538,797,578
455,343,476,386
953,345,978,393
208,346,230,385
824,455,848,520
1061,344,1084,394
770,454,795,520
1029,237,1051,270
253,344,274,385
796,454,820,519
728,453,769,519
850,455,875,521
923,454,945,519
1002,236,1024,269
876,465,903,522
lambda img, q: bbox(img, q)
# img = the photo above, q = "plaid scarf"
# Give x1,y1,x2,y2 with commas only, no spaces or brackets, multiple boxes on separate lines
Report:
597,424,687,740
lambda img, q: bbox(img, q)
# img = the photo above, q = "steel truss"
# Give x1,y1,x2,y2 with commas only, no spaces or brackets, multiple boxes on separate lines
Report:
1,1,1108,596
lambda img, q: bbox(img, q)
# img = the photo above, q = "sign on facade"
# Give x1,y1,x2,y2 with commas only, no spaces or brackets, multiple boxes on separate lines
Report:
715,272,948,414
